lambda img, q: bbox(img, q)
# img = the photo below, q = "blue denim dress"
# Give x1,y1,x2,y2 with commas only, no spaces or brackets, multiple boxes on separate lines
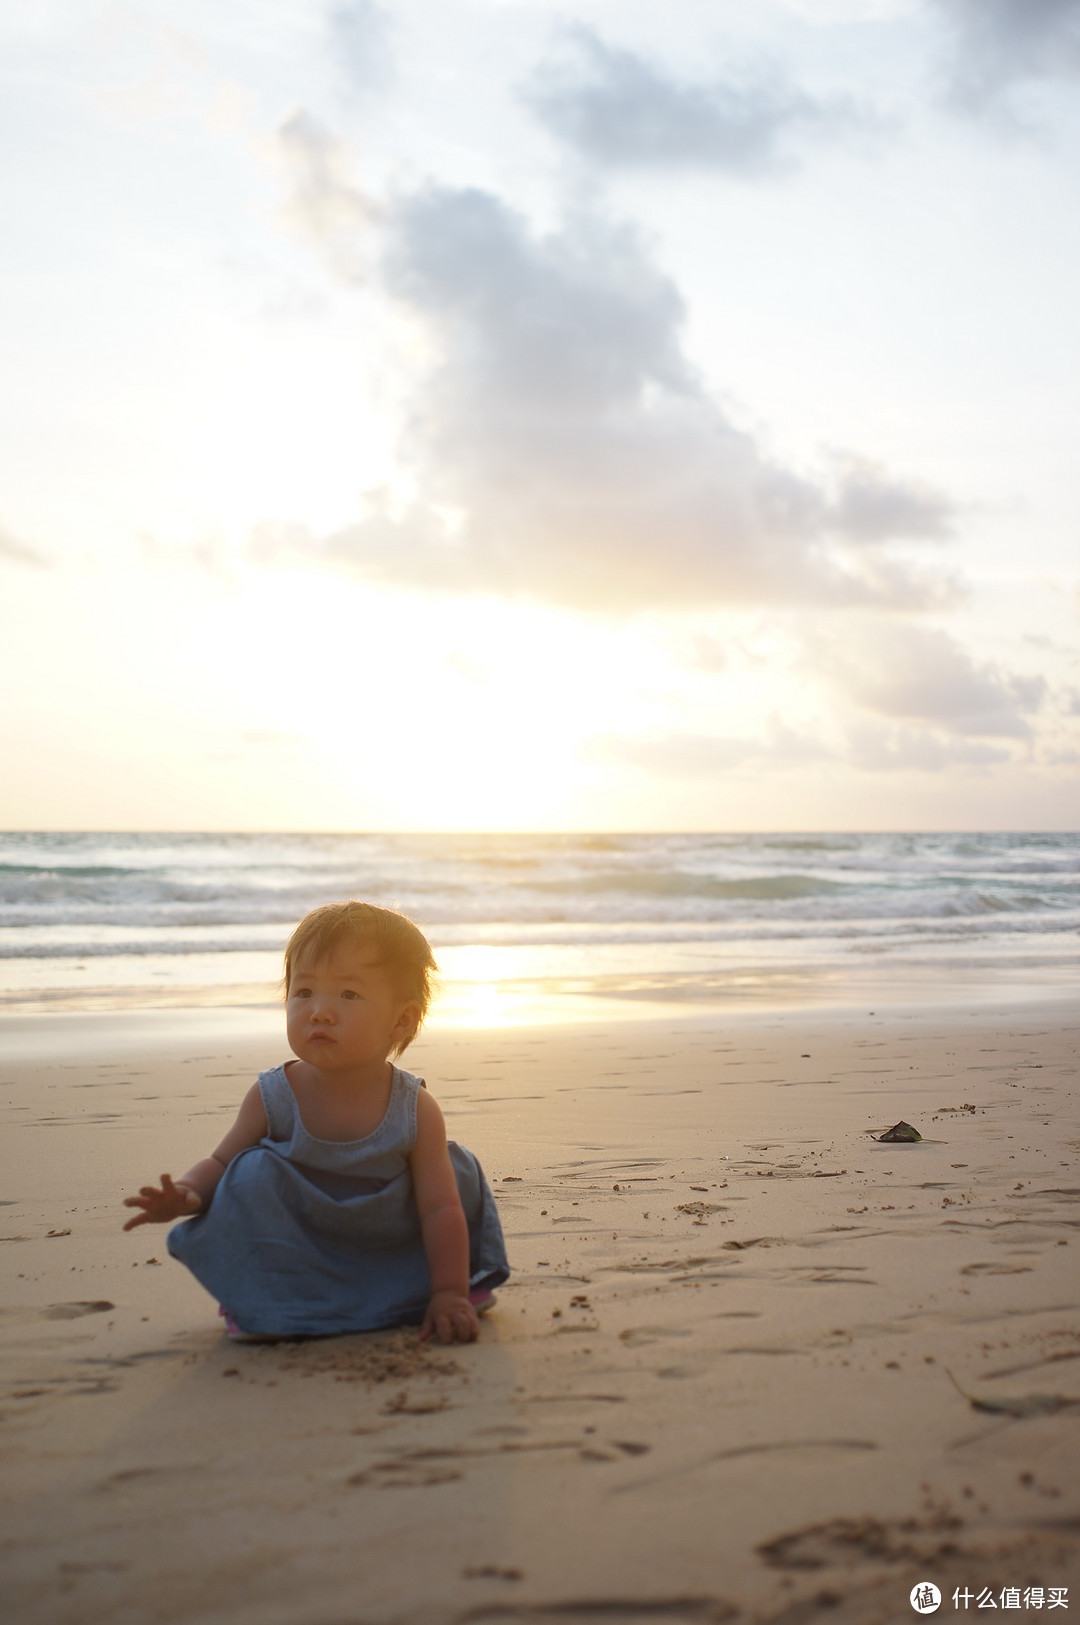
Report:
167,1064,509,1337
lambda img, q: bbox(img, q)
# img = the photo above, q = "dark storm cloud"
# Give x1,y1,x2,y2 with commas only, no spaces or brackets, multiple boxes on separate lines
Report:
818,622,1046,737
258,121,958,613
933,0,1080,108
522,26,868,174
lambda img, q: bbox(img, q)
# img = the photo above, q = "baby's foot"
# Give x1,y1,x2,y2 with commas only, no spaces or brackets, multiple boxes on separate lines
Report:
468,1285,497,1314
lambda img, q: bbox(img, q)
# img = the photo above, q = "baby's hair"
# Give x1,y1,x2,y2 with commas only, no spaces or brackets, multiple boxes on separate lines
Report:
283,901,438,1056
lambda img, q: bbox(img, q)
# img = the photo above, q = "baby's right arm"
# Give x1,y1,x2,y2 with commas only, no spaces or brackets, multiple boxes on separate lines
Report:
122,1083,268,1231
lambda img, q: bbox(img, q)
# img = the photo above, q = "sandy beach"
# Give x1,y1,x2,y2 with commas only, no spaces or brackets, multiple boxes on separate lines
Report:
1,995,1078,1625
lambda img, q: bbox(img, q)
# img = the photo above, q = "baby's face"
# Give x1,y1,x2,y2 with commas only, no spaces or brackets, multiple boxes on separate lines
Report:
285,944,418,1077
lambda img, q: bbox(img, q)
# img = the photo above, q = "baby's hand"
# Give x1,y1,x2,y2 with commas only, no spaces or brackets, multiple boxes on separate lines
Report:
122,1173,201,1231
419,1290,480,1345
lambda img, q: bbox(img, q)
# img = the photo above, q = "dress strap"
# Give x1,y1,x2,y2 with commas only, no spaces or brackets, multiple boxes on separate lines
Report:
389,1066,423,1152
257,1066,297,1142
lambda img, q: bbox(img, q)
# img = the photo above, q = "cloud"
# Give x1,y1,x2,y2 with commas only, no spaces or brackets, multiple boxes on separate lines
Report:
271,111,372,279
589,717,832,778
137,528,233,581
817,622,1047,736
327,2,395,95
590,733,759,777
241,729,305,748
590,709,1026,782
845,722,1012,771
0,524,47,568
828,456,954,544
679,631,731,672
257,140,959,615
932,0,1080,110
523,25,871,174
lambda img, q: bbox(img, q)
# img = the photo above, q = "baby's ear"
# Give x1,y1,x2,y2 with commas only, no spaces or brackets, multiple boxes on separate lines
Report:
394,1000,422,1048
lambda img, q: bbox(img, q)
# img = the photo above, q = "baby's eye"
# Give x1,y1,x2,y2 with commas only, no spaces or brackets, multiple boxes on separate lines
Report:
341,989,359,1000
294,987,312,999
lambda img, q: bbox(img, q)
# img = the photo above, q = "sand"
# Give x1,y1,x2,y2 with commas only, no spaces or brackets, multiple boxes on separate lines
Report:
1,996,1078,1625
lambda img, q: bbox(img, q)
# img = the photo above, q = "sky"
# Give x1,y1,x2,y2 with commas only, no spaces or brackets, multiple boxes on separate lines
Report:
2,0,1079,832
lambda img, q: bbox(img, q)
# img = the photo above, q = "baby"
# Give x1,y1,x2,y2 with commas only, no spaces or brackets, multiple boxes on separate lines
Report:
123,901,509,1344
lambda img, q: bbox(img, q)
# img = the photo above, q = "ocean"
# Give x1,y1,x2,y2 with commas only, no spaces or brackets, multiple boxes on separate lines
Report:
0,831,1077,1020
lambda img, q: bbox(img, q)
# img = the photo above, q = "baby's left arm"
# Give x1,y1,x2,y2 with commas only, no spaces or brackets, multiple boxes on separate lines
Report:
410,1089,479,1345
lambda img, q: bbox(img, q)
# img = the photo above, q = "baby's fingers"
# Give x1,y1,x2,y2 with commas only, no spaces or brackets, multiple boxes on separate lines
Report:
122,1210,150,1231
434,1310,477,1345
454,1310,479,1343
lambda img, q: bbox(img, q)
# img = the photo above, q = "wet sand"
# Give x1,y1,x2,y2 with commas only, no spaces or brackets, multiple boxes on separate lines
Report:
1,998,1078,1624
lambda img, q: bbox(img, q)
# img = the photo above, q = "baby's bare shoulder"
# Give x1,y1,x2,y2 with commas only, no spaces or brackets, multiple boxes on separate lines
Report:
211,1081,269,1162
414,1082,446,1135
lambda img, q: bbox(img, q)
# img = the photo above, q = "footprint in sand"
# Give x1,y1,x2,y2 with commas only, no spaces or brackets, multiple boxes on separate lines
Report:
619,1327,692,1348
41,1300,115,1320
381,1392,453,1415
959,1262,1033,1276
758,1511,960,1571
98,1465,204,1490
350,1461,464,1488
453,1598,736,1625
